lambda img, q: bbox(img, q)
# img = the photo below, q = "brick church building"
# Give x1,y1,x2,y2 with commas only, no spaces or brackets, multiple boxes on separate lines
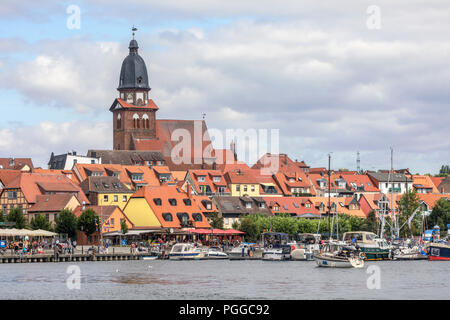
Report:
109,33,236,170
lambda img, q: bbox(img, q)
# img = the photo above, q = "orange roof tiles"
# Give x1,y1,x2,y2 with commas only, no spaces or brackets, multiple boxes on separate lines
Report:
132,185,211,229
412,175,439,193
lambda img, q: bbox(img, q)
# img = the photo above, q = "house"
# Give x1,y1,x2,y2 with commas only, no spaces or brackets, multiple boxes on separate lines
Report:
262,197,320,218
73,205,134,245
417,194,450,216
367,171,413,194
249,169,283,197
412,175,439,194
341,173,380,199
0,158,33,171
183,170,230,196
437,176,450,193
27,194,80,225
212,196,271,229
0,173,89,220
224,170,260,197
48,151,100,170
123,185,211,230
79,176,135,210
32,168,79,183
309,196,366,218
0,170,22,192
73,163,163,191
271,171,314,196
307,173,353,197
87,150,165,167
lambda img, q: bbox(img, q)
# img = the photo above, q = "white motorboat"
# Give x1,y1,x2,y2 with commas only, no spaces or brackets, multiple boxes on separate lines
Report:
228,243,262,260
205,246,228,259
262,232,292,261
142,256,158,261
313,242,364,268
168,243,206,260
291,233,321,261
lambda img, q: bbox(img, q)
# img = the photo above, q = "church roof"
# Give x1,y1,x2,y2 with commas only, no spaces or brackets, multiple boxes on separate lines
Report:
117,39,150,90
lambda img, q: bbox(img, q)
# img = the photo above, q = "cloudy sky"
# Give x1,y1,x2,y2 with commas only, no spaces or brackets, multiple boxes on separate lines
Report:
0,0,449,173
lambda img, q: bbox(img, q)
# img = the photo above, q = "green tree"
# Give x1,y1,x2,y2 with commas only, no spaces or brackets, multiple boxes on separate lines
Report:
29,214,52,231
7,207,26,229
238,216,260,243
208,212,224,229
438,165,450,177
77,208,100,240
398,189,421,237
428,198,450,237
121,219,128,235
0,210,4,222
231,220,240,230
362,211,379,234
55,209,78,239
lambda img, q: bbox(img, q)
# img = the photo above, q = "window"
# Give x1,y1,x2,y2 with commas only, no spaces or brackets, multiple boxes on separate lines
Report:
103,195,108,202
54,214,58,221
114,195,118,202
236,185,240,192
213,176,221,182
73,159,77,164
183,199,192,206
142,114,149,129
8,191,17,200
246,202,252,209
117,114,121,129
153,198,162,206
131,174,143,181
169,198,177,206
251,185,255,192
274,206,279,211
133,114,140,128
244,185,248,192
162,213,173,222
45,214,49,221
305,203,311,208
198,176,206,182
110,218,115,226
123,195,127,202
259,203,265,208
193,213,203,222
91,160,95,164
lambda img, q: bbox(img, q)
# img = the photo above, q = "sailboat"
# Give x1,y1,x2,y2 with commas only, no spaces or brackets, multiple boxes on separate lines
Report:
312,154,364,268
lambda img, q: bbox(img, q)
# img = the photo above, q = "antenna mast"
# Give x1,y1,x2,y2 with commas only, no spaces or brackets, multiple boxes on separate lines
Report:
357,151,361,173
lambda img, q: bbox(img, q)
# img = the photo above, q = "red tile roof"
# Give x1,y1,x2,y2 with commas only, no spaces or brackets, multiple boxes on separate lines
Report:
262,196,320,217
28,194,78,213
0,158,34,170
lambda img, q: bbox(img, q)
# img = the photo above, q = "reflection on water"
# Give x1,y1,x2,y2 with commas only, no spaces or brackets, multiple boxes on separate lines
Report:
0,260,448,300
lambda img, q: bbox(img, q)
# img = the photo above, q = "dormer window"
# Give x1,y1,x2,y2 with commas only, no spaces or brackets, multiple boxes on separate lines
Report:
169,198,177,206
246,202,252,209
153,198,162,206
213,176,221,183
183,199,192,206
131,173,143,181
192,213,203,222
162,213,173,222
198,176,206,182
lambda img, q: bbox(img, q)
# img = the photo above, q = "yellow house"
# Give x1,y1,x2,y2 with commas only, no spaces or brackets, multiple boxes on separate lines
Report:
225,170,260,197
80,176,134,210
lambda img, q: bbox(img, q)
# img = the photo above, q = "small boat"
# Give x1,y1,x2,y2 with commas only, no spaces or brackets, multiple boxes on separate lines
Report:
228,243,262,260
168,243,206,260
391,243,428,261
142,256,158,261
313,242,364,268
342,231,391,261
205,246,228,259
262,232,292,261
291,233,321,261
426,242,450,261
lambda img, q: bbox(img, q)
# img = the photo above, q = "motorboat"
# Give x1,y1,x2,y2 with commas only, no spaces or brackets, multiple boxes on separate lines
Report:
205,246,228,259
342,231,391,261
262,232,292,261
142,256,158,261
391,242,427,260
426,241,450,261
227,243,262,260
291,233,321,261
168,243,206,260
313,242,364,268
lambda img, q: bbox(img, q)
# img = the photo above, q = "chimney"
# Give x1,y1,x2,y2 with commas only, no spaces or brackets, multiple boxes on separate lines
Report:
9,158,14,167
82,201,86,211
187,183,192,198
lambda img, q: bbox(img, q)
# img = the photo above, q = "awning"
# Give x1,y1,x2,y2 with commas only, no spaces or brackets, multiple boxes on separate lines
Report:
186,228,245,235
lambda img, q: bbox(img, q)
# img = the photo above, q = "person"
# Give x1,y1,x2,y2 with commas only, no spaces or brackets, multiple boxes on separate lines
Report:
105,241,109,254
131,242,136,254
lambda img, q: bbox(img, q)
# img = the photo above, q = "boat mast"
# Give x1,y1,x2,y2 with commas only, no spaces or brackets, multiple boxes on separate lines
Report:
328,153,331,241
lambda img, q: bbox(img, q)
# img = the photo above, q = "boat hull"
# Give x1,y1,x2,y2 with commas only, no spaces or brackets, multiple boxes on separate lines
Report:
427,244,450,261
313,254,364,268
359,247,390,261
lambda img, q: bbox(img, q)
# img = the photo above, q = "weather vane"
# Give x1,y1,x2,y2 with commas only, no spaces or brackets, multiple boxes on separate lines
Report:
132,26,137,39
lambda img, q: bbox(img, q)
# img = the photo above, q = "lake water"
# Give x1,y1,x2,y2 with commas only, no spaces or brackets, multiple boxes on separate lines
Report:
0,260,448,300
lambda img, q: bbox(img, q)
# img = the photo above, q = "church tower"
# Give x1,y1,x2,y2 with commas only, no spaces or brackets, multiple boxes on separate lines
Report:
110,29,158,150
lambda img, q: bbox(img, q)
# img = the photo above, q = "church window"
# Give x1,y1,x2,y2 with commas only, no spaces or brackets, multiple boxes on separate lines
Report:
142,114,149,129
117,114,121,129
133,114,140,128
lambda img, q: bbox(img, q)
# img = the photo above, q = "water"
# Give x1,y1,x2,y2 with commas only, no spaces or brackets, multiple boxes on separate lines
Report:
0,260,448,299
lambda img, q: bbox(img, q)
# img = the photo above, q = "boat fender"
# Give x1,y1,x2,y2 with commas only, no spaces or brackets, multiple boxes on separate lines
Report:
249,250,253,257
359,252,366,260
268,244,273,249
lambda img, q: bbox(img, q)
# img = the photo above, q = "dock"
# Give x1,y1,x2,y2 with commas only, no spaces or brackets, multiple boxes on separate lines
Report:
0,252,148,263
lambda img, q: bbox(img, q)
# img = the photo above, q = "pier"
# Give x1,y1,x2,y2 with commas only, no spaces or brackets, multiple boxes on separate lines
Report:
0,252,148,263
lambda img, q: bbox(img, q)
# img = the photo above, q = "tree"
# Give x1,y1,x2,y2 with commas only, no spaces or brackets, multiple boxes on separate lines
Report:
30,214,52,231
77,208,100,241
428,198,450,237
398,189,421,237
121,219,128,235
231,220,240,230
438,165,450,177
55,209,78,239
7,207,26,229
362,211,379,234
238,216,260,243
208,212,224,229
0,210,4,222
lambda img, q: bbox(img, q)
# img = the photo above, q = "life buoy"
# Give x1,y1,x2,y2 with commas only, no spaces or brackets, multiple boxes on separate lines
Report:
268,244,273,249
359,252,366,260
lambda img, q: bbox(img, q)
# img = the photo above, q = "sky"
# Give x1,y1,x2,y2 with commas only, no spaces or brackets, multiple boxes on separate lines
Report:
0,0,449,174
